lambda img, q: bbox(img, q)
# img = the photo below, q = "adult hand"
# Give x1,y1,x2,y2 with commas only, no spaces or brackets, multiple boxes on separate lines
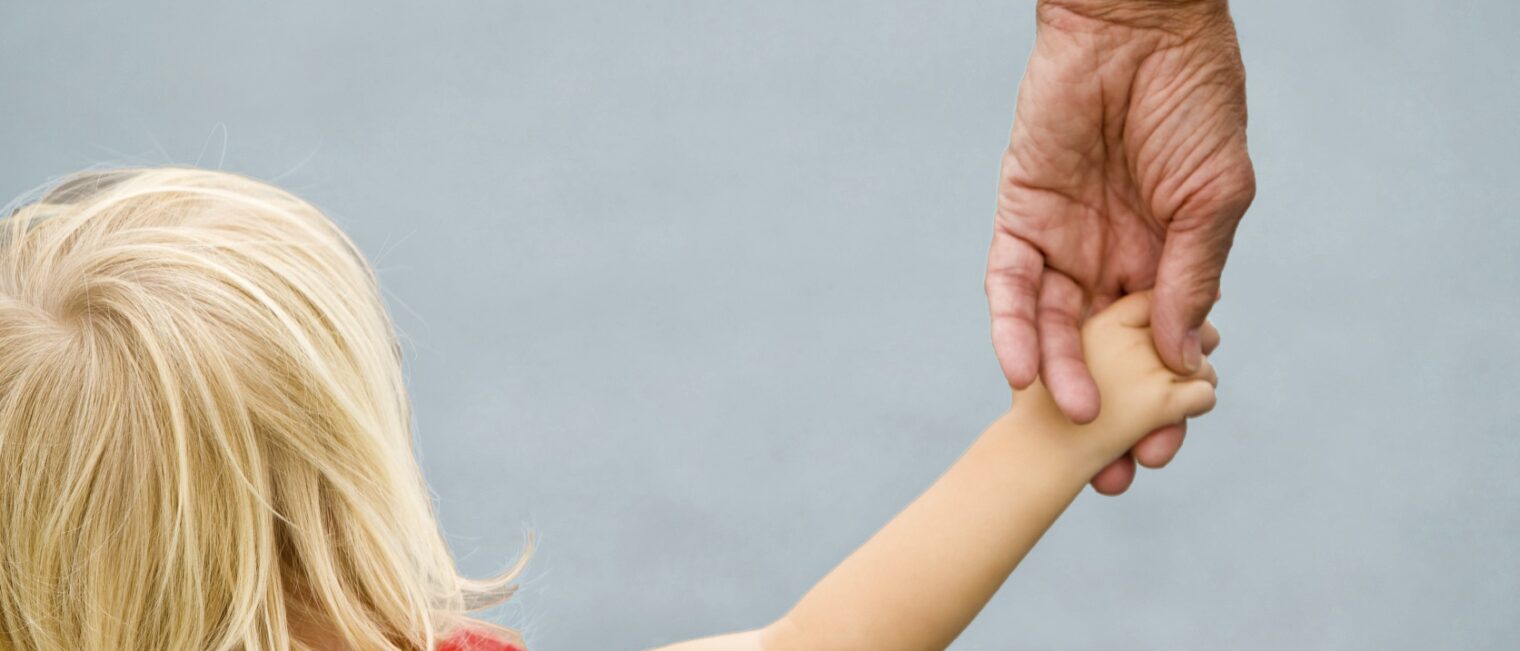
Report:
987,0,1255,495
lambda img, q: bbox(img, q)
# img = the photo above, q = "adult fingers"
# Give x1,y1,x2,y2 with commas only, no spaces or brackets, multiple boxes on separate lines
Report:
1201,320,1221,355
1090,453,1137,495
986,231,1044,389
1037,270,1100,424
1134,422,1187,469
1090,292,1117,315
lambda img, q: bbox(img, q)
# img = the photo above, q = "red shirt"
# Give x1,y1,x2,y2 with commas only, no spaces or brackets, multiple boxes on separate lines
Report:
437,630,524,651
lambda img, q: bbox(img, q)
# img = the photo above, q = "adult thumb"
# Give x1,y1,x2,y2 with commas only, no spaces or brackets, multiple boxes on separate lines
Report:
1152,211,1244,374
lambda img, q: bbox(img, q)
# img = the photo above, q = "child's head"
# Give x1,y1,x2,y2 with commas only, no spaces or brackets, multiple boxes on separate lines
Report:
0,168,521,650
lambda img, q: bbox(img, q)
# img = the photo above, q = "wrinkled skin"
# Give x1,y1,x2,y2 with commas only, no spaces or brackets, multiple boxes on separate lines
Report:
987,0,1255,495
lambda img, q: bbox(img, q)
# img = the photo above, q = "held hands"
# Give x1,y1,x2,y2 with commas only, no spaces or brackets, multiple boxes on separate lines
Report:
987,0,1254,493
1013,292,1219,469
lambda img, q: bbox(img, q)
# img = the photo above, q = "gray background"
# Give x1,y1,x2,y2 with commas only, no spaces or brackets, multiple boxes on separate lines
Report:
2,1,1516,649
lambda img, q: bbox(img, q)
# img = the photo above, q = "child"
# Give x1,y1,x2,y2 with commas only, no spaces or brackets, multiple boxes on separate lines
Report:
0,168,1217,651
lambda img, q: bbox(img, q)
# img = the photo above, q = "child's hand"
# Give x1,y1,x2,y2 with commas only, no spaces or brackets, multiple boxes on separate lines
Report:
1013,291,1219,466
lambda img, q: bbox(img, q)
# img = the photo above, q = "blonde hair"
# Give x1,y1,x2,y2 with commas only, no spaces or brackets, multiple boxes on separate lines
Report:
0,167,525,650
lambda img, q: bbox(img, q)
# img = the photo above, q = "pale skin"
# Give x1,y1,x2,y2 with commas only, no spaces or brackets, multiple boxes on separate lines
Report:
657,292,1220,650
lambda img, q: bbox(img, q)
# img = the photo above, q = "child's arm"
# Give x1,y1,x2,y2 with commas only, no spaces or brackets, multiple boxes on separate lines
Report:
657,292,1218,651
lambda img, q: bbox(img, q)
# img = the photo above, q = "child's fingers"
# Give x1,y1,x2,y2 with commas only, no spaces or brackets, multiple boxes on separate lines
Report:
1171,378,1218,419
1190,357,1218,387
1171,355,1217,387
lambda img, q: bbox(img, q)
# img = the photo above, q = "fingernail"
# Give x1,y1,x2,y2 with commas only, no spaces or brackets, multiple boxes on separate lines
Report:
1183,329,1202,372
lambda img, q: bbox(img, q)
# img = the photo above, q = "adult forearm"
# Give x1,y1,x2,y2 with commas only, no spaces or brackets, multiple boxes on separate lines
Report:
763,408,1098,651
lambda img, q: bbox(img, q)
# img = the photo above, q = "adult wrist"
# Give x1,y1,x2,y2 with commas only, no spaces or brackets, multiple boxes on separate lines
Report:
1035,0,1232,36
